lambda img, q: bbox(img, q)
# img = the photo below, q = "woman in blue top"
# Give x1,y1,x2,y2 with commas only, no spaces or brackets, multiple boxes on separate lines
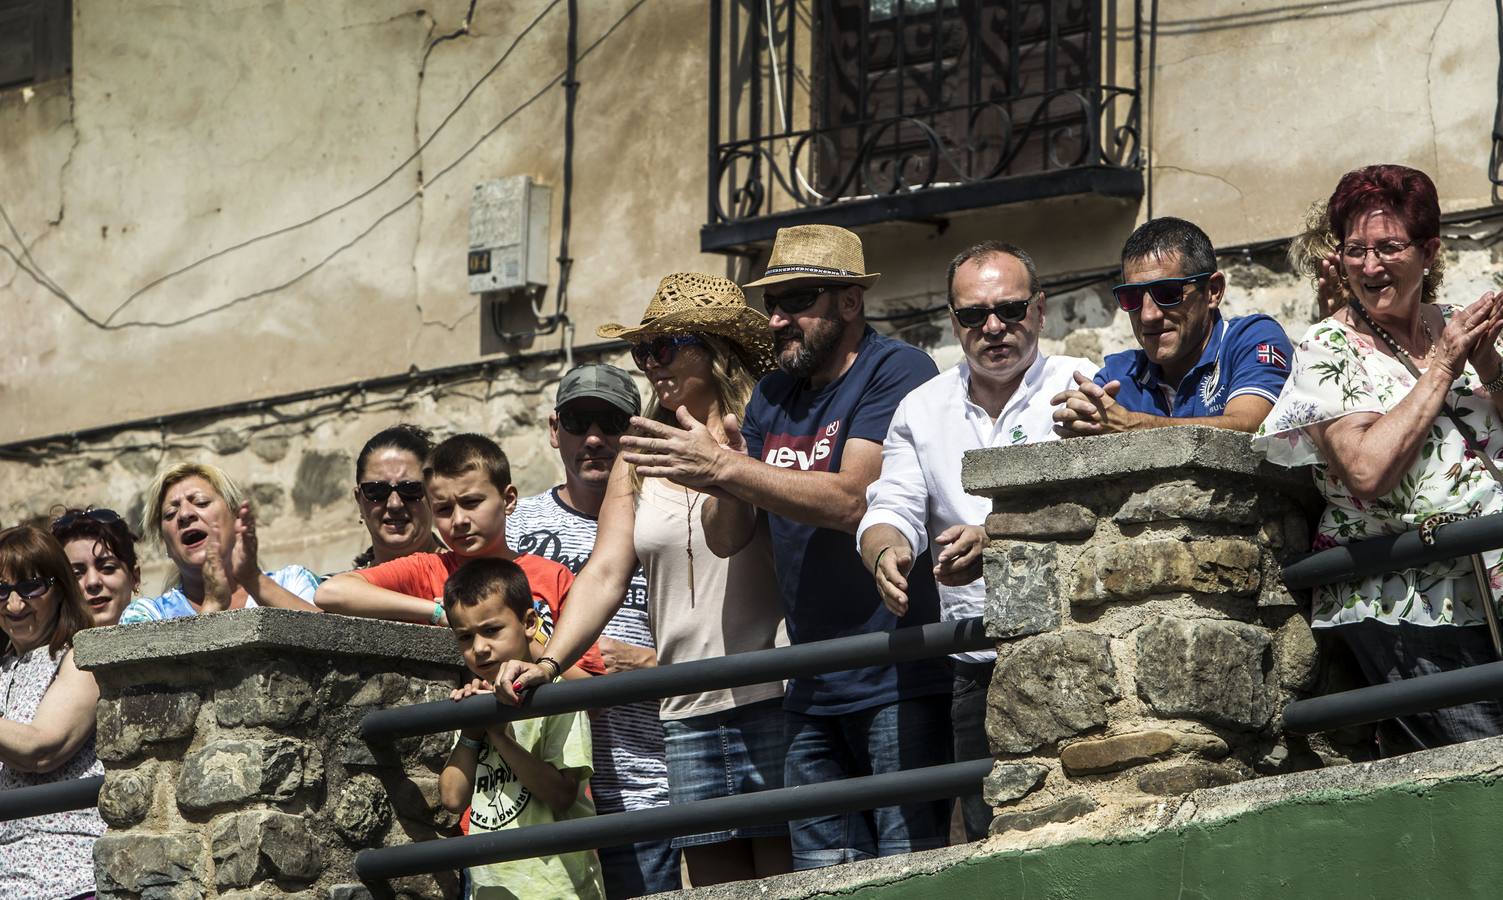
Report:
121,462,320,623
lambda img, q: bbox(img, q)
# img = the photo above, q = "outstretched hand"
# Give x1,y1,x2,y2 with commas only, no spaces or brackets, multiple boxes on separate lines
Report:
200,527,234,614
1433,292,1502,380
1052,372,1131,437
228,502,260,591
873,543,914,617
1316,252,1350,319
933,524,986,587
619,408,728,490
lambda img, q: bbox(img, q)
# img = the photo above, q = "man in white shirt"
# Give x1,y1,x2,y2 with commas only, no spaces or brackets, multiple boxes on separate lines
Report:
856,240,1098,840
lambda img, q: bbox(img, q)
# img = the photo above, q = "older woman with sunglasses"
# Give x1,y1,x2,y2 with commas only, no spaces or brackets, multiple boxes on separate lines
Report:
1052,216,1293,436
50,507,140,628
121,462,320,623
498,274,793,885
350,424,440,571
1256,165,1503,752
0,525,109,900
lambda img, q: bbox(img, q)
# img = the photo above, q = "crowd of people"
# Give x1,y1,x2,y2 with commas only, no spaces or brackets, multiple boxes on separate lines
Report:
3,163,1502,900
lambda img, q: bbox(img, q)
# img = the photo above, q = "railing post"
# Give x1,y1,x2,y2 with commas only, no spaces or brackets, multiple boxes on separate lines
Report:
962,427,1326,836
73,609,468,899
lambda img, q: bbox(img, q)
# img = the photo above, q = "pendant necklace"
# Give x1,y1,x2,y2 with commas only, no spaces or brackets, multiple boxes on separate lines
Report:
684,488,701,607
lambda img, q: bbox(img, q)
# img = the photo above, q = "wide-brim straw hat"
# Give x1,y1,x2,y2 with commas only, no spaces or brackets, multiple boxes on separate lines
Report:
742,224,880,290
598,273,776,376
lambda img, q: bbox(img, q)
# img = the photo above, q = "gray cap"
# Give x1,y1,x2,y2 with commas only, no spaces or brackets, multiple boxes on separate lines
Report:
555,364,641,415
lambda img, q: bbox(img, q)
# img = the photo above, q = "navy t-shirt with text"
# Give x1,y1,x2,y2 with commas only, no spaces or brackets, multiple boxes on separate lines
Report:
741,327,950,715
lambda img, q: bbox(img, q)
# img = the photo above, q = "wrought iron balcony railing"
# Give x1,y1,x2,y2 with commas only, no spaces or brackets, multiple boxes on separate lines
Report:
703,0,1143,251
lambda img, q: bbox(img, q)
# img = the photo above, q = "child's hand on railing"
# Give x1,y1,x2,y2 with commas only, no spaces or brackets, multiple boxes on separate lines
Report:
450,678,495,701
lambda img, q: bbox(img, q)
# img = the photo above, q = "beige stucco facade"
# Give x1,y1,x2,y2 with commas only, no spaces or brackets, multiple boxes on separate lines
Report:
1,0,1499,579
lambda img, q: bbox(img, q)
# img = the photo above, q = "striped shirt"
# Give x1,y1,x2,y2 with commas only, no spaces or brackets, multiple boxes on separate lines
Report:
507,489,669,814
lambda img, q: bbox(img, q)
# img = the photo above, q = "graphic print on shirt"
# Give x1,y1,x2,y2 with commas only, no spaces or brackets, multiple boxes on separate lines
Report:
762,418,843,471
1198,360,1225,414
470,750,532,830
512,525,649,616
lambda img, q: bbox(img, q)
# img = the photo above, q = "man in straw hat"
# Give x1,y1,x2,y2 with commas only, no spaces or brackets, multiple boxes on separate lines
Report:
620,225,953,869
856,240,1099,841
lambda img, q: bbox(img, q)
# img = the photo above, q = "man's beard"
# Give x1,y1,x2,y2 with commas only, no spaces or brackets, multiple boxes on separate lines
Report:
775,313,845,378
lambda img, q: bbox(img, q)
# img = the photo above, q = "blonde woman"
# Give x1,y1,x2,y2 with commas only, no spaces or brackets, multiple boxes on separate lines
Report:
502,274,792,885
121,463,320,623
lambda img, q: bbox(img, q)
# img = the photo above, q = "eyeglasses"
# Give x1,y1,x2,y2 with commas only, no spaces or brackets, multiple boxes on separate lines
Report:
950,297,1035,329
1112,273,1215,312
0,576,54,602
1339,240,1415,264
630,335,703,370
558,407,632,436
50,507,125,533
359,481,426,504
763,285,835,317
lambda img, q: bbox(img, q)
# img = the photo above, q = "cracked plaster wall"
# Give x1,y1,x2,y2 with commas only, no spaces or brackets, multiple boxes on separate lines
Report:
1,0,1501,578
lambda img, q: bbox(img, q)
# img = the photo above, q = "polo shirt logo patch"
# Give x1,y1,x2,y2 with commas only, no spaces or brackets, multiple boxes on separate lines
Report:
1257,342,1288,369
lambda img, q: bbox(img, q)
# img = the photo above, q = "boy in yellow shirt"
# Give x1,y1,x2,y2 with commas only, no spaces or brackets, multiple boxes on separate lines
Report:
439,557,605,900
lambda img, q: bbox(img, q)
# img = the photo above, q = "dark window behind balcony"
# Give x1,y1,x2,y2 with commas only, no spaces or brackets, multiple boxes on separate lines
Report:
0,0,71,90
704,0,1141,251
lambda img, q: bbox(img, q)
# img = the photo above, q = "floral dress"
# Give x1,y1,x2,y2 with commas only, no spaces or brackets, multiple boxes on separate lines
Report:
0,647,106,900
1253,307,1503,629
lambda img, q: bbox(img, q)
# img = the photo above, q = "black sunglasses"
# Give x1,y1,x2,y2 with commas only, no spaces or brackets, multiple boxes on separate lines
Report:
1112,273,1214,312
558,407,632,436
359,481,426,504
0,576,54,601
630,336,703,370
950,298,1034,329
50,507,125,532
763,285,836,317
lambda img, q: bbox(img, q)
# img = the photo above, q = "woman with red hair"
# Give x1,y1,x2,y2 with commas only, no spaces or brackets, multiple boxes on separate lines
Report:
1256,164,1503,752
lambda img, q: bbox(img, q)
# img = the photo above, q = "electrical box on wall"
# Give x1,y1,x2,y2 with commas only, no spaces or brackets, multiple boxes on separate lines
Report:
468,176,551,294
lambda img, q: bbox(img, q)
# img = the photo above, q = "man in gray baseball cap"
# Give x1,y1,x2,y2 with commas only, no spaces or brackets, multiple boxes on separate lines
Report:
505,363,679,896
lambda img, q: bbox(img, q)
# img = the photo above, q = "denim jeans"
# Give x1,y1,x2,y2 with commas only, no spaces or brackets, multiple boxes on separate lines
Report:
784,694,952,869
949,657,995,841
661,697,789,847
597,838,681,899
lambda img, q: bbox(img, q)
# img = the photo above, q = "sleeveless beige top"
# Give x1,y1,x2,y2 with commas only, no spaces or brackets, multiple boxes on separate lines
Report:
634,478,786,719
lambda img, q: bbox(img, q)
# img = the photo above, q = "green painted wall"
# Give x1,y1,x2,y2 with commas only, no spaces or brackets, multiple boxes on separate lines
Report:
842,776,1503,899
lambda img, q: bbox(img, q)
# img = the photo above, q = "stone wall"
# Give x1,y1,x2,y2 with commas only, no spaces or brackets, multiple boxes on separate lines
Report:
74,608,468,900
961,427,1328,837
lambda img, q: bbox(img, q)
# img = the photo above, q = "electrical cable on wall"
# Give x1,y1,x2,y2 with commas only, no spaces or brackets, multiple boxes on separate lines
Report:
0,0,648,333
492,0,578,369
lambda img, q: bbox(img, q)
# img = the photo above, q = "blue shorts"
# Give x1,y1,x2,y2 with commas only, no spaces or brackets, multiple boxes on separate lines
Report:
661,697,789,848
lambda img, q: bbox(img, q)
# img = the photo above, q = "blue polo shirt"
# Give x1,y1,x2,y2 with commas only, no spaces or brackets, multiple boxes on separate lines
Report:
1095,312,1292,417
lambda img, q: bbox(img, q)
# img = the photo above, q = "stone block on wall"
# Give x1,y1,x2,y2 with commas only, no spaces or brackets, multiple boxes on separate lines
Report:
94,831,209,899
986,501,1098,540
1135,617,1274,731
176,738,324,814
987,632,1119,754
1071,538,1262,605
211,810,322,889
1113,479,1259,525
983,542,1062,639
96,687,203,761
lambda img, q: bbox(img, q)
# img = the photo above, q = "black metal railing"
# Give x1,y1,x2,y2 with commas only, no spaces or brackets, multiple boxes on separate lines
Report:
1282,512,1503,734
354,616,991,879
0,775,102,823
703,0,1143,250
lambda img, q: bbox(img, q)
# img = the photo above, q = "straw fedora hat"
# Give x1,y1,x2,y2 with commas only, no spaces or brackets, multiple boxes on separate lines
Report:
743,224,880,290
598,273,776,376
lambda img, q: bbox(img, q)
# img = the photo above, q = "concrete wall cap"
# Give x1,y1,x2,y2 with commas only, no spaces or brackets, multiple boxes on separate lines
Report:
74,607,464,671
961,426,1313,499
